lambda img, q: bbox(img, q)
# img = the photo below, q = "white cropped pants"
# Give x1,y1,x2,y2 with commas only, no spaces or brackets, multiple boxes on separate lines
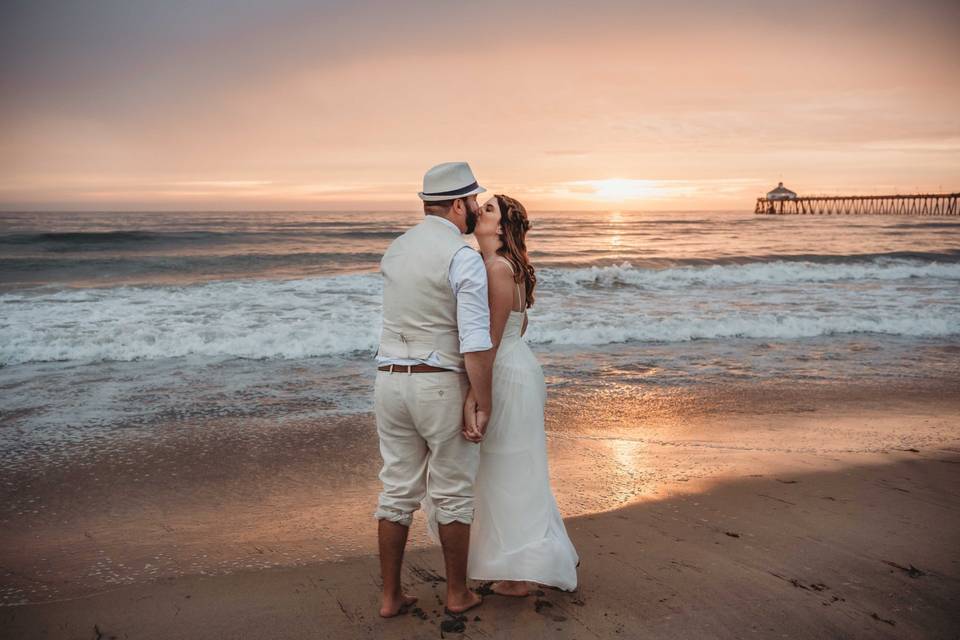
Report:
374,370,479,527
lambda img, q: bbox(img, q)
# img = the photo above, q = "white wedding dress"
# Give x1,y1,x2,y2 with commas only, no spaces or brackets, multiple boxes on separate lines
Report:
465,269,579,591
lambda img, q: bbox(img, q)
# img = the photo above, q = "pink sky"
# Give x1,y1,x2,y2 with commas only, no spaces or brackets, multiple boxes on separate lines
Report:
1,0,958,211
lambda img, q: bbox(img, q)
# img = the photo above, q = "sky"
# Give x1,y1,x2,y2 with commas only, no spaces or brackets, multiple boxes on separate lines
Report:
1,0,959,211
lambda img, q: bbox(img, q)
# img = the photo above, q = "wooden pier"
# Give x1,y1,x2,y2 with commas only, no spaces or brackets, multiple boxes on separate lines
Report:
755,192,959,216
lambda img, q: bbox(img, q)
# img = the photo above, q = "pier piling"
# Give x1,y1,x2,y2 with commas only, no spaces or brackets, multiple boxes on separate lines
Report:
755,193,959,216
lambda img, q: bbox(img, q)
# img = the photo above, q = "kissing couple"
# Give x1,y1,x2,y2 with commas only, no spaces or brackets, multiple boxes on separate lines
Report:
374,162,579,617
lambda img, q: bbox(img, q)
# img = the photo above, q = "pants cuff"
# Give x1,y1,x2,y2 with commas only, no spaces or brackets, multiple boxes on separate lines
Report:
435,506,474,526
375,505,414,527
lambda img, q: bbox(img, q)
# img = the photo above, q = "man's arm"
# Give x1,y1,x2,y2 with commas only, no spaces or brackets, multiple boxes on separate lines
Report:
450,248,494,439
464,350,493,412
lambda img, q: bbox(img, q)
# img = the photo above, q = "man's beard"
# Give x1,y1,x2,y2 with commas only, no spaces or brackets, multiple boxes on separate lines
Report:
464,205,478,234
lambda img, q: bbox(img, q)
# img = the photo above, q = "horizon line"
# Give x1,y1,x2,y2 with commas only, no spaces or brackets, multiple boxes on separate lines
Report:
0,207,752,214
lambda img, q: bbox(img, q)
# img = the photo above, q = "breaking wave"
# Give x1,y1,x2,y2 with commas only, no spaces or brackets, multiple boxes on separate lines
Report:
2,258,958,365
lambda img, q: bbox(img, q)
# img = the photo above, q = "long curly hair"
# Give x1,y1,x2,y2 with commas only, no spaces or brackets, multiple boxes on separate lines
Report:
494,194,537,308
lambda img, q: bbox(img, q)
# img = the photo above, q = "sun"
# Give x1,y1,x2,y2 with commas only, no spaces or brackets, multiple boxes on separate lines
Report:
552,178,690,205
585,179,665,201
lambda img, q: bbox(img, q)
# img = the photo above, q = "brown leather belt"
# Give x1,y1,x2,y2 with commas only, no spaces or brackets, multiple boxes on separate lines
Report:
377,364,453,373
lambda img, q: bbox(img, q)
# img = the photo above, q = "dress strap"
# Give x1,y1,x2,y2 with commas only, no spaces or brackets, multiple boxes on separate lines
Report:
494,256,524,312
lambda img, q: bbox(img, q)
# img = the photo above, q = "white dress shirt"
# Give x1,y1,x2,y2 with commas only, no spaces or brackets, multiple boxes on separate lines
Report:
377,216,493,372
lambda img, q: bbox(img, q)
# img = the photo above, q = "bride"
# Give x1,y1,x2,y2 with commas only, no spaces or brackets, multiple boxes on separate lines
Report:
462,194,579,595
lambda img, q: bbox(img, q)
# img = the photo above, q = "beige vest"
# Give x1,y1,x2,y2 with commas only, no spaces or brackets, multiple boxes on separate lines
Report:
378,216,470,369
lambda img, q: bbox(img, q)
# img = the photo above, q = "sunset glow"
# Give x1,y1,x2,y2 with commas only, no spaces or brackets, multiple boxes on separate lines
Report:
566,179,693,203
1,1,958,211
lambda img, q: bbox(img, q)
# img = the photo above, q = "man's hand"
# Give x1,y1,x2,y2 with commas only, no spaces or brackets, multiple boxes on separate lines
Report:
462,390,483,443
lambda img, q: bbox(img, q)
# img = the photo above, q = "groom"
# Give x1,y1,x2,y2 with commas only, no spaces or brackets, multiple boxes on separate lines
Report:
374,162,495,617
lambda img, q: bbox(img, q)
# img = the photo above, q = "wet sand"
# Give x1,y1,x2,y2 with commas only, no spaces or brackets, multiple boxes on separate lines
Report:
3,383,959,638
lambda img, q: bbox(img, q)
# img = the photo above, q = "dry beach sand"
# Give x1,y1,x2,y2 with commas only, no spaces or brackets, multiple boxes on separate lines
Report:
3,383,959,639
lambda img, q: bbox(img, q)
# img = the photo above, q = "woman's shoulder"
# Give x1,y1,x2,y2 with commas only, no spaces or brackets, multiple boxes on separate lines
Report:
484,254,515,274
483,257,516,299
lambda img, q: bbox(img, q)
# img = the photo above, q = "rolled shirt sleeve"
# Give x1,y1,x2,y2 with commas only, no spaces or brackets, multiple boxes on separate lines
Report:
449,247,493,353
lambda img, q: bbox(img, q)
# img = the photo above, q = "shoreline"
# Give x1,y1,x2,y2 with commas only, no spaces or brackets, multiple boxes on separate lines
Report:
5,448,959,639
2,381,959,608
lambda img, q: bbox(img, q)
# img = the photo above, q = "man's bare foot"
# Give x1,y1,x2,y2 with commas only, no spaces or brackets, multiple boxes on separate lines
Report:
380,593,418,618
445,588,482,613
491,580,531,597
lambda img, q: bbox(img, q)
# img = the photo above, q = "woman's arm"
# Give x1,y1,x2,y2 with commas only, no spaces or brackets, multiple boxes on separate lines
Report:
485,259,516,350
460,260,513,443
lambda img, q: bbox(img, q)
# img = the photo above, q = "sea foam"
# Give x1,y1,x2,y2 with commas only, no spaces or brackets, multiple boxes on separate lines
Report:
543,258,960,289
1,259,958,365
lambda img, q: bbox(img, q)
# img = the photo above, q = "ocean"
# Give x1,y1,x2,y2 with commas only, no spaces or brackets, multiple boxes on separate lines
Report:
2,209,959,605
2,210,959,441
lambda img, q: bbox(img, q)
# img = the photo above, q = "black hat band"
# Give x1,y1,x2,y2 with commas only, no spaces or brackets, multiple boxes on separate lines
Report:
422,181,480,197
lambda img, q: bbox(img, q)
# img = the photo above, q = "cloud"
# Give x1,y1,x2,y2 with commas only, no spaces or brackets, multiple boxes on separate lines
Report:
1,0,958,210
543,150,592,157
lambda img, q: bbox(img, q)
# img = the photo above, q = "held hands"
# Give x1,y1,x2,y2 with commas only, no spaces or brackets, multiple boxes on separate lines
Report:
462,388,489,443
475,407,490,440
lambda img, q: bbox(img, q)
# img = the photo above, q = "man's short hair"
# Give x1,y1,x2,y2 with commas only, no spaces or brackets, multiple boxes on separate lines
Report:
423,198,457,215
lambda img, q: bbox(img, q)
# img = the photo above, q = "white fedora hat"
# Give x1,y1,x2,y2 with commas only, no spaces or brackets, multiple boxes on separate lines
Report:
418,162,487,201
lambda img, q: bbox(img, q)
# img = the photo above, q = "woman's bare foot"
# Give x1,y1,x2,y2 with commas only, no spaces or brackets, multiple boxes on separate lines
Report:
491,580,531,597
379,593,418,618
445,588,483,613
